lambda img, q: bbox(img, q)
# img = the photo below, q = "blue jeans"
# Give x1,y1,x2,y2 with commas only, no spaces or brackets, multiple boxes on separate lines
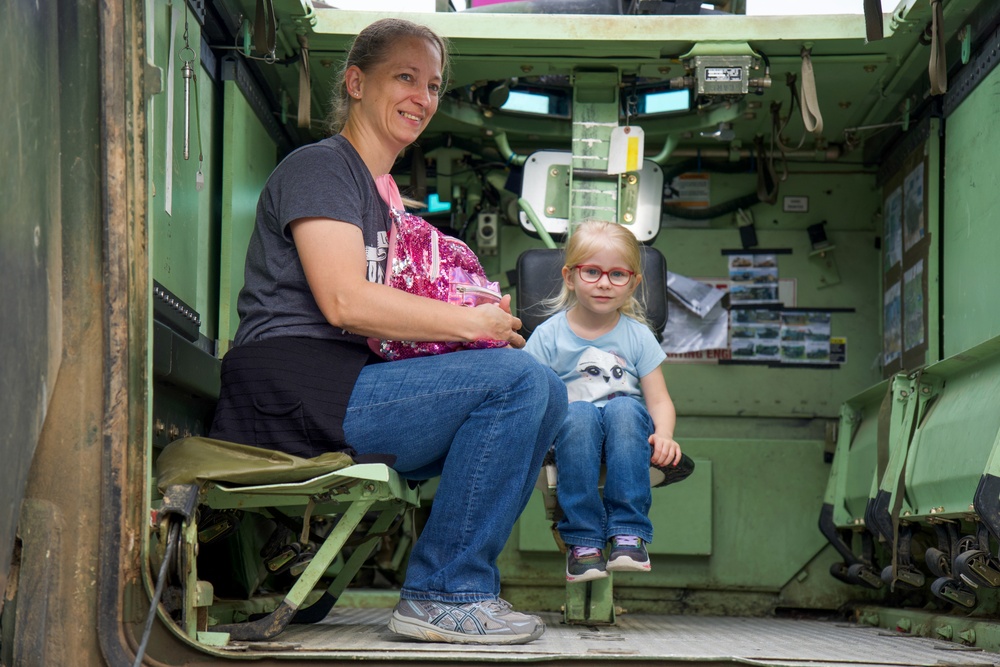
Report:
343,347,567,603
554,397,654,548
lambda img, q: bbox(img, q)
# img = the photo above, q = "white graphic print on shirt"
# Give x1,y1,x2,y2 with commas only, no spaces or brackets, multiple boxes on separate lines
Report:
567,347,638,403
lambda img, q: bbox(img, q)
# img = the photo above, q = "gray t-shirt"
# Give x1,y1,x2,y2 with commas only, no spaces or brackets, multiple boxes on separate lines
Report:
234,134,389,346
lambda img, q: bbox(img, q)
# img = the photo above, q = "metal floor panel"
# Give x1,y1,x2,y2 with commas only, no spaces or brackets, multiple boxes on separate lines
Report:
233,609,1000,665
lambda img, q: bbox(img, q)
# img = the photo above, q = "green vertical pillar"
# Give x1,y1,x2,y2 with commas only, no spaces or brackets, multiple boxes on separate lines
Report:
565,574,616,625
570,70,621,227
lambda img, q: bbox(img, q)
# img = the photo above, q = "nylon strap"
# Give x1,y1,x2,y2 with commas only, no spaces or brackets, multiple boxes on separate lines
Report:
864,0,884,42
799,48,824,135
300,498,316,544
297,34,311,129
255,0,276,57
929,0,948,95
889,371,923,589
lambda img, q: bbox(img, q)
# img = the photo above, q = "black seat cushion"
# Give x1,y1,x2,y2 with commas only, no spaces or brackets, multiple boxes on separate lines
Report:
515,246,668,341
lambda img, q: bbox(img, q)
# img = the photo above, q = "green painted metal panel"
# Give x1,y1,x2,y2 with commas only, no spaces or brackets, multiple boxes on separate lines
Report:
905,352,1000,515
518,459,712,556
943,64,1000,357
648,459,712,556
688,439,828,590
544,164,570,220
841,402,880,523
517,493,559,553
148,2,220,337
311,11,875,59
570,70,620,224
516,439,827,591
218,81,277,351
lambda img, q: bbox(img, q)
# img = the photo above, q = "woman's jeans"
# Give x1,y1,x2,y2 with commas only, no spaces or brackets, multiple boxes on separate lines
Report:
554,397,654,549
343,347,567,603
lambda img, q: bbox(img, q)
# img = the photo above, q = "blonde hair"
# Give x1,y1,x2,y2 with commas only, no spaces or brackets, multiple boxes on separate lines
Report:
325,18,450,135
548,219,650,326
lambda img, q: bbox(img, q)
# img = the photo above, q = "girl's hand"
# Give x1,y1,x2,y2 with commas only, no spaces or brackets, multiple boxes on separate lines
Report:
649,433,682,468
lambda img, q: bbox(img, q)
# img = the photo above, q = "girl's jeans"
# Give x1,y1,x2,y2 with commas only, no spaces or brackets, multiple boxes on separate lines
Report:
554,397,654,548
343,347,567,603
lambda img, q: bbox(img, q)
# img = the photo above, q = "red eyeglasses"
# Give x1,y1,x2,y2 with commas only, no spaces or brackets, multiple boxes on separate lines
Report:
573,265,635,286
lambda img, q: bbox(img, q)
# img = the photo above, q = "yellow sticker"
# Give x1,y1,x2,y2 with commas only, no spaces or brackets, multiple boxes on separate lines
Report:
607,125,645,175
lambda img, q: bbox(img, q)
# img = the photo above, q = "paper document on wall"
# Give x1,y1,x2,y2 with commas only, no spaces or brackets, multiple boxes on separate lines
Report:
666,271,727,318
661,297,729,355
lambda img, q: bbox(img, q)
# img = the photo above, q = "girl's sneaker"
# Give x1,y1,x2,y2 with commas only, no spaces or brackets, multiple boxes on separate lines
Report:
566,545,608,582
606,535,651,572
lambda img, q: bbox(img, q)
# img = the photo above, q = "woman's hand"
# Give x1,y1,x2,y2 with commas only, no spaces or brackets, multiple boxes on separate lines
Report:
473,294,525,348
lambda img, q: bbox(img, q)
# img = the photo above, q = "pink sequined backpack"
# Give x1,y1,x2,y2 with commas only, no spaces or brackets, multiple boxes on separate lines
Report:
368,175,508,361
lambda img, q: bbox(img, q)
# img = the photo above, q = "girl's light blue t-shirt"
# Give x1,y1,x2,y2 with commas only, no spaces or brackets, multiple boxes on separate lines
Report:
524,311,666,406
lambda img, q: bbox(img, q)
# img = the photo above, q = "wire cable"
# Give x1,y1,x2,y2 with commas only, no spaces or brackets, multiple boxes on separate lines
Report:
132,521,181,667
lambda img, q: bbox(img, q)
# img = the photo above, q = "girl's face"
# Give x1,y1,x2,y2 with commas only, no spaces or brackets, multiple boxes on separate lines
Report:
562,244,640,317
347,36,442,151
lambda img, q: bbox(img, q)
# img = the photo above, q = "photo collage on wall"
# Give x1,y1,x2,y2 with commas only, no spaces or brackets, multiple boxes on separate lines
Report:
731,309,833,364
780,311,832,364
727,253,780,305
882,146,928,376
726,249,837,366
730,308,781,361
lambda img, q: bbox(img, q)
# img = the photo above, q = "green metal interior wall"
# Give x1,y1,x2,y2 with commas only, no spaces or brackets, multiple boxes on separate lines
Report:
146,1,277,348
943,63,1000,358
148,2,220,340
218,81,278,350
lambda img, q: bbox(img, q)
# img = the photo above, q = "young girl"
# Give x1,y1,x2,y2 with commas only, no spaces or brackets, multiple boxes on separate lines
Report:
524,219,682,583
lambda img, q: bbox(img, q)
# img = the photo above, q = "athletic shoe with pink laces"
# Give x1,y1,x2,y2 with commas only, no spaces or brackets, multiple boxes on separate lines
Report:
606,535,651,572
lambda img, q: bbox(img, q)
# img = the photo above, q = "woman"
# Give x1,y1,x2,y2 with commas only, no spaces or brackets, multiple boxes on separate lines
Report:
208,18,566,645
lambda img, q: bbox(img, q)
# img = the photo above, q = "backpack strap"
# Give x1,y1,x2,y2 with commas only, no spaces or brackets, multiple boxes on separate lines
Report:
375,174,405,211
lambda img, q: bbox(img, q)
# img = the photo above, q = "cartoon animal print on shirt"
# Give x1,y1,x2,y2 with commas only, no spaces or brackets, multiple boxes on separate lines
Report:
567,347,638,403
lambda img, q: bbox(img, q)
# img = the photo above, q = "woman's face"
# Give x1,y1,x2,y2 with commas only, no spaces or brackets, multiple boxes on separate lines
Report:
350,35,443,150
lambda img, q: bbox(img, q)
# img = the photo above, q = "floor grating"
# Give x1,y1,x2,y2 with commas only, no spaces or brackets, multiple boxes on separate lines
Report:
218,609,1000,665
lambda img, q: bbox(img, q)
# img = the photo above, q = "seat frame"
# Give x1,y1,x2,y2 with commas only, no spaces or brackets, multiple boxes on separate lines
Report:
156,461,419,643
